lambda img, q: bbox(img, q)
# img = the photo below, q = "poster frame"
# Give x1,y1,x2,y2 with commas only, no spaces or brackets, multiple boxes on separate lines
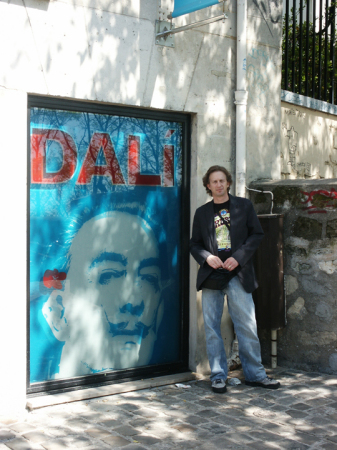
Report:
26,95,191,395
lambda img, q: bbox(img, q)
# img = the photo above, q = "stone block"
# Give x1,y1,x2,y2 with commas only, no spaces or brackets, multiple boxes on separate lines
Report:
46,427,76,438
199,422,228,435
196,409,220,418
39,439,70,450
329,353,337,372
63,418,91,431
133,408,159,418
4,437,40,450
326,220,337,238
326,434,337,443
318,261,337,274
321,442,337,450
120,445,146,450
315,302,333,321
130,418,150,429
291,402,312,411
131,434,160,445
113,425,140,437
0,419,18,426
287,297,307,321
117,403,140,412
10,424,36,434
171,424,197,433
197,400,219,408
297,331,337,347
102,434,131,446
285,409,308,419
185,415,209,426
285,275,299,295
0,429,16,442
62,435,92,448
272,438,309,449
21,432,49,444
293,216,322,241
85,427,112,439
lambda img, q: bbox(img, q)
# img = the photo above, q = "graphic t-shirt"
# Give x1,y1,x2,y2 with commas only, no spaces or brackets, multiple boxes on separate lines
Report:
214,200,231,262
201,199,234,290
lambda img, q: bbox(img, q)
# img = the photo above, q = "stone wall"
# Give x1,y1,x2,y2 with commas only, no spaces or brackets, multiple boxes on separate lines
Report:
250,179,337,375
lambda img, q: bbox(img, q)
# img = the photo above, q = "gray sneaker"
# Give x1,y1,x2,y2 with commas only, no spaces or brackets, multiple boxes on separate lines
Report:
211,378,227,393
245,376,280,389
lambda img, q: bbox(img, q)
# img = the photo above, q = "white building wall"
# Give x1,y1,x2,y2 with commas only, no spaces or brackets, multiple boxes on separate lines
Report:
0,88,27,413
0,0,282,409
281,101,337,179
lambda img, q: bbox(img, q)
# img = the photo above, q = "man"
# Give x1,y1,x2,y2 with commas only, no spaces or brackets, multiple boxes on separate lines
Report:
190,165,280,393
42,209,164,379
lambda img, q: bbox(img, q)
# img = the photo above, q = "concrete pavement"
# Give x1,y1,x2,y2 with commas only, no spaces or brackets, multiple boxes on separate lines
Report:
1,367,337,450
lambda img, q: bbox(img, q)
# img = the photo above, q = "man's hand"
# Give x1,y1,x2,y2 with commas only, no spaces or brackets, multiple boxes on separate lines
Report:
206,255,224,269
223,257,239,272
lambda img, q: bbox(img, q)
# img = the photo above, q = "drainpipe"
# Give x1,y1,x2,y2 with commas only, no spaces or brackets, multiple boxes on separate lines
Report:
228,0,248,370
234,0,248,199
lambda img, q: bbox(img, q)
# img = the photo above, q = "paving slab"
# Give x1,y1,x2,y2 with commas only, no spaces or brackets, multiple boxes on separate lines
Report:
4,437,44,450
40,439,74,450
0,430,16,442
122,445,147,450
9,425,36,435
101,435,131,446
21,432,50,445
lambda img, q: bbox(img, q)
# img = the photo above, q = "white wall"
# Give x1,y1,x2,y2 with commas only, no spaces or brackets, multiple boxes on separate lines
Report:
0,88,27,412
281,101,337,179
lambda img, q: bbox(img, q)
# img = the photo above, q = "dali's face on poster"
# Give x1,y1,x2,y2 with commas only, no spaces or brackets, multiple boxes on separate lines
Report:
43,211,163,378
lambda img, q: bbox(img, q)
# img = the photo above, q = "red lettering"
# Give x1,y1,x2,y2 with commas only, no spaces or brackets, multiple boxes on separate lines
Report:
163,145,174,187
128,135,161,186
31,129,77,184
77,133,125,185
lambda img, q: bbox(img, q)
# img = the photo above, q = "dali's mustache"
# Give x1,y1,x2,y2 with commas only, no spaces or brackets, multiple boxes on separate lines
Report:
107,319,151,339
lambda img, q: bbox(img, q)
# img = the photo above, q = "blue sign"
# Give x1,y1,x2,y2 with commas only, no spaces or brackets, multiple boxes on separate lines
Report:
30,107,183,383
171,0,220,18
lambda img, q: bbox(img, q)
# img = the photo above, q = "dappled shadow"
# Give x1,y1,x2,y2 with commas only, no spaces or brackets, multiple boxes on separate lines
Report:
12,368,337,448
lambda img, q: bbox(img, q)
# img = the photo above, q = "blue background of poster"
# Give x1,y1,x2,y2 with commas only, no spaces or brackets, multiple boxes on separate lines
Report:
30,108,183,383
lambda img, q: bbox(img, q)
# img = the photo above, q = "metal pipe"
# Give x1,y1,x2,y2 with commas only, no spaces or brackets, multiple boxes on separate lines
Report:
292,0,297,92
271,329,277,368
284,0,290,90
245,187,274,214
312,0,316,97
318,0,323,98
156,14,228,39
324,0,329,101
235,0,248,199
299,0,303,94
305,0,309,96
331,3,336,104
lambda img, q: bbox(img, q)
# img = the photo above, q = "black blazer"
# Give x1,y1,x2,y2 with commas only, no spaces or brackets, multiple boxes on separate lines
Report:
190,194,264,293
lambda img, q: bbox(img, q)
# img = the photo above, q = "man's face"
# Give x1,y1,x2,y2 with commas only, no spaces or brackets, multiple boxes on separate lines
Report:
57,211,162,372
207,171,230,199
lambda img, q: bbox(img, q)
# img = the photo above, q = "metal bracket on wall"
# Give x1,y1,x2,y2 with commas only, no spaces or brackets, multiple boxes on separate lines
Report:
155,14,228,47
155,20,176,47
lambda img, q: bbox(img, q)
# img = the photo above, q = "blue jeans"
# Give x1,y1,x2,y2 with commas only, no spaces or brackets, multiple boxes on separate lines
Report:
202,276,266,383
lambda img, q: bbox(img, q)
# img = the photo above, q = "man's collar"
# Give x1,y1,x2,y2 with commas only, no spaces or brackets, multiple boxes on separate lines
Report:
212,193,231,204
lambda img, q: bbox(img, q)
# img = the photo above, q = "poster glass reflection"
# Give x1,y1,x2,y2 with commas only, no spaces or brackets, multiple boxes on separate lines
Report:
29,103,185,385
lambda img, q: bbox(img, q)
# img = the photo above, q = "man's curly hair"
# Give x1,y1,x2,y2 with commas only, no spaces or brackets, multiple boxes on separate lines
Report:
202,165,232,196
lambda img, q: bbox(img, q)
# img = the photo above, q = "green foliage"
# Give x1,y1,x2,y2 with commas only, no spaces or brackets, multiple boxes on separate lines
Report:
282,3,337,103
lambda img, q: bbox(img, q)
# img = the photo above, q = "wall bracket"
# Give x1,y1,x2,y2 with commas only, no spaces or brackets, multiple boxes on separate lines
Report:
155,14,228,47
155,20,176,47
